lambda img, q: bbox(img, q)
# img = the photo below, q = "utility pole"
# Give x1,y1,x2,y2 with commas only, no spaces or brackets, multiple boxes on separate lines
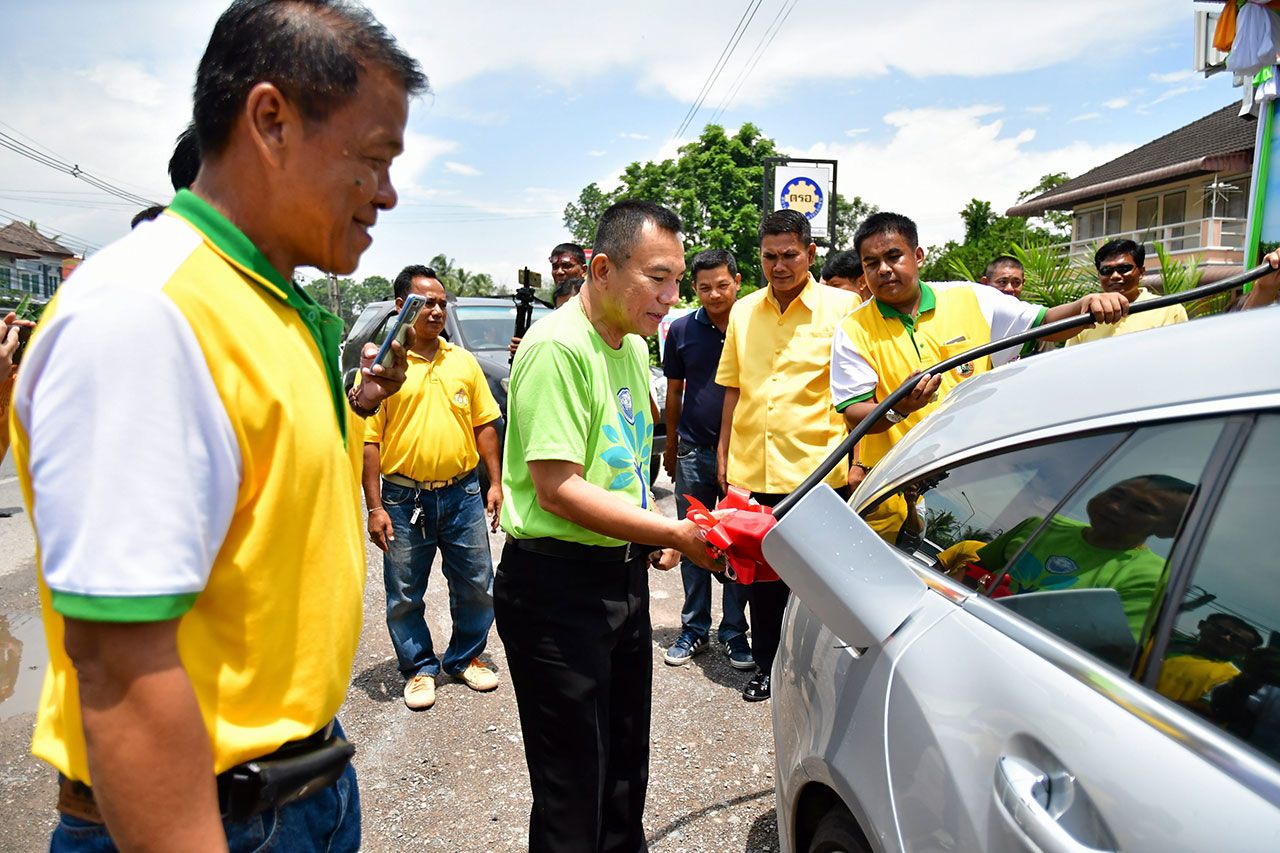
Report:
327,272,341,316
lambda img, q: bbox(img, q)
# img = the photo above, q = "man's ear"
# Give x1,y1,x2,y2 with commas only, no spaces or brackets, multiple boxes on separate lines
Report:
733,273,742,285
914,245,926,265
395,296,404,310
806,242,818,266
590,253,611,287
980,276,991,284
244,82,297,168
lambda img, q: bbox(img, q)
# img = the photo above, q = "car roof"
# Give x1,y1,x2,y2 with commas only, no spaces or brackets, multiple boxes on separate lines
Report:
863,308,1280,493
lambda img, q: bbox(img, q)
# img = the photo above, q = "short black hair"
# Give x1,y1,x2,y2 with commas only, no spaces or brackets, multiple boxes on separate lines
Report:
393,264,437,301
984,255,1023,279
821,249,862,282
592,199,682,272
131,205,167,229
690,248,738,282
553,276,585,300
169,124,201,191
853,211,919,256
759,209,811,246
549,243,586,265
1095,238,1145,270
1203,613,1263,647
193,0,428,157
1127,473,1195,495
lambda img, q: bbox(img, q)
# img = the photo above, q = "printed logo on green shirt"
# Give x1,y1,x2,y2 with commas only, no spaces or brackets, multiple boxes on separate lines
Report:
599,387,651,508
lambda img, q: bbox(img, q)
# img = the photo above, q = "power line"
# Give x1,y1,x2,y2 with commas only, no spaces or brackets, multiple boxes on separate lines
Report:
0,129,161,208
670,0,765,142
709,0,803,125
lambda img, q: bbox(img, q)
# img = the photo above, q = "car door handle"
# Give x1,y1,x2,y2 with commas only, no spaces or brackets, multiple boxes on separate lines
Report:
994,756,1113,853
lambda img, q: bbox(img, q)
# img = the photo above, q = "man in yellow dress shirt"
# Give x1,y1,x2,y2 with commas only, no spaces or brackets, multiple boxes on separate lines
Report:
716,208,857,702
364,266,504,711
1069,239,1187,346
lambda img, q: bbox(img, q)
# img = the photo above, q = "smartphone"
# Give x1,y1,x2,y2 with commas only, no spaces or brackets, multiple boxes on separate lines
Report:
372,294,426,370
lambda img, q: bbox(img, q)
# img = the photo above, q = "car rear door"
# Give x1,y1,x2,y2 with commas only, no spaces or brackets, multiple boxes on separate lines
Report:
869,414,1280,851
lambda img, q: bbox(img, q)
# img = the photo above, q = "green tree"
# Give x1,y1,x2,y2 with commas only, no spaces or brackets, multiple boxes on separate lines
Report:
920,204,1038,284
563,123,871,299
1017,172,1073,237
829,193,877,250
300,274,394,334
429,254,497,297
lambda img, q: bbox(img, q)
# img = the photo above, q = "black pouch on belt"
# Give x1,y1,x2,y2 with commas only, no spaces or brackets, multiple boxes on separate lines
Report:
218,733,355,821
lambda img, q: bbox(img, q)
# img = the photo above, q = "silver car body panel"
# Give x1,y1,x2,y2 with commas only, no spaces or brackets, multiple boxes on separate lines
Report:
770,311,1280,852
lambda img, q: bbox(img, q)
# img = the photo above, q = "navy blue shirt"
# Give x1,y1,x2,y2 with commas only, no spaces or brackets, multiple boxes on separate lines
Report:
662,307,727,447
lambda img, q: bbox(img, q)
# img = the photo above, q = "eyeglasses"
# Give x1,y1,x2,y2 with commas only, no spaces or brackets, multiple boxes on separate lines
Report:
1098,263,1136,277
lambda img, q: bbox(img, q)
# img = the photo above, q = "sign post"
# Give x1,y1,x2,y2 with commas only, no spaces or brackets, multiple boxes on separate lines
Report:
763,157,838,247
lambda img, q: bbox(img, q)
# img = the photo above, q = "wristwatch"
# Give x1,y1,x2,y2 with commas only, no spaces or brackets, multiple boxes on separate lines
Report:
884,408,905,424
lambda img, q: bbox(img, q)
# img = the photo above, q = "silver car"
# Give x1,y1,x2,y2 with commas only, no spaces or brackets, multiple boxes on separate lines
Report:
766,308,1280,852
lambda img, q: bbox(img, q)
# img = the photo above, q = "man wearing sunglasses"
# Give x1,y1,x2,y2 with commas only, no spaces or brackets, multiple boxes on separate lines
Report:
1068,239,1186,346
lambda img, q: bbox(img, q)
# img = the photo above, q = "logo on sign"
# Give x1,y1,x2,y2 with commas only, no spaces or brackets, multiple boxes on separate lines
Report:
779,177,824,219
617,387,635,425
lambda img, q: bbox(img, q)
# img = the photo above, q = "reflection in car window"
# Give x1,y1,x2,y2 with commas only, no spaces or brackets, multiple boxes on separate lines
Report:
975,419,1223,668
1156,415,1280,768
456,304,552,350
859,430,1125,565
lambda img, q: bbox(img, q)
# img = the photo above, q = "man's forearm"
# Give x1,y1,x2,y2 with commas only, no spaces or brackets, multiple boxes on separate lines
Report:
475,422,501,484
67,619,224,850
362,443,383,511
664,380,682,446
717,386,739,469
530,462,681,547
842,401,896,435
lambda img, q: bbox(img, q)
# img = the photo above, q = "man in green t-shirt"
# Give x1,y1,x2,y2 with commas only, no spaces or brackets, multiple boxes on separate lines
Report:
977,474,1193,638
495,199,716,852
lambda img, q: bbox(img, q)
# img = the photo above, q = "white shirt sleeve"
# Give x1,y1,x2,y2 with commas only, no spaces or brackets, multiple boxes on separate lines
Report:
968,282,1045,367
15,289,241,612
830,323,878,409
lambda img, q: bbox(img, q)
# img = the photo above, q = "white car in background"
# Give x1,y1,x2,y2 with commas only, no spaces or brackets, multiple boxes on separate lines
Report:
765,308,1280,852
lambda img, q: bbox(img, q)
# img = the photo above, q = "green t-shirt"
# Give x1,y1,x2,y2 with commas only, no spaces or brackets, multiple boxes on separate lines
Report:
500,296,653,546
977,516,1167,639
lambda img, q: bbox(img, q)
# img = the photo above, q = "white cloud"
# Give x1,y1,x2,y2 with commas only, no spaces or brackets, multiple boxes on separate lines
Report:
844,128,870,137
1150,69,1197,84
1070,112,1102,122
1103,97,1129,110
1025,105,1050,114
443,160,481,176
789,105,1133,245
83,60,167,108
1150,84,1203,105
618,132,650,140
588,149,607,157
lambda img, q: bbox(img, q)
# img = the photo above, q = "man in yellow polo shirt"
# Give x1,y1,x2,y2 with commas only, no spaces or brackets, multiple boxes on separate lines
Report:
9,2,426,848
831,212,1127,478
1069,239,1186,347
364,266,503,711
717,208,858,702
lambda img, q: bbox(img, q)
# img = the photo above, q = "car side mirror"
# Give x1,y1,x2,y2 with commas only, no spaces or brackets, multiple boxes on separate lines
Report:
762,484,928,648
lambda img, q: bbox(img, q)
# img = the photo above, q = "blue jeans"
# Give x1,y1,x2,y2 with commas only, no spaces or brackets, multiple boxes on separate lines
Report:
381,470,495,678
674,442,748,647
50,720,360,852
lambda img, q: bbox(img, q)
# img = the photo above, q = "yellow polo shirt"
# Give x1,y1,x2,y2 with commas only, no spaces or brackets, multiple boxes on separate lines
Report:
1068,288,1186,346
364,340,500,482
11,190,367,782
830,281,1044,468
717,277,856,493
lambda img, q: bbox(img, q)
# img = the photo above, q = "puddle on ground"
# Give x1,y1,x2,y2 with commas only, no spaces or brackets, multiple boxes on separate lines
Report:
0,611,47,721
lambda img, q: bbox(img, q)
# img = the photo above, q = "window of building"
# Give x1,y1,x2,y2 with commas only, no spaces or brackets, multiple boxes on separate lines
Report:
1073,201,1122,243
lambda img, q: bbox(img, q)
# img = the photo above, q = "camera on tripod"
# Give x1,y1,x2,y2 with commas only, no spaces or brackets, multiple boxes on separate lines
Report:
511,267,542,364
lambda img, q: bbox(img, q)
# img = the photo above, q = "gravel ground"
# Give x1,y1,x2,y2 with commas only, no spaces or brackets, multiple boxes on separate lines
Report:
0,471,781,852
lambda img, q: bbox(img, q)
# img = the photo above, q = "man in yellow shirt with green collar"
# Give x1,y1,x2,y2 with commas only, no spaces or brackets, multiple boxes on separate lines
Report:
9,2,426,847
364,265,503,712
717,208,858,702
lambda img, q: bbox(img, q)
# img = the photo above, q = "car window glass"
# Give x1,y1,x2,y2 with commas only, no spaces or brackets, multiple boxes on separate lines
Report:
981,419,1223,669
456,304,552,350
858,431,1126,566
1153,415,1280,768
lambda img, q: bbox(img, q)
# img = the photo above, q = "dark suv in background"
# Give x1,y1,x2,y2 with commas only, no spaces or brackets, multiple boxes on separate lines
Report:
341,295,666,488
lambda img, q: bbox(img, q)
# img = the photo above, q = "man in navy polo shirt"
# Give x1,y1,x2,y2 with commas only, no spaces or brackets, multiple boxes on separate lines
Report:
662,249,753,670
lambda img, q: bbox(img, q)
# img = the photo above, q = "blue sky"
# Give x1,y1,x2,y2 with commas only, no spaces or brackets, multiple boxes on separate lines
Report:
0,1,1246,289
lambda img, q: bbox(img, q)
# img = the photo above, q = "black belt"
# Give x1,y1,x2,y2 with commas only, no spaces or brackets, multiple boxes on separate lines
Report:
508,536,655,564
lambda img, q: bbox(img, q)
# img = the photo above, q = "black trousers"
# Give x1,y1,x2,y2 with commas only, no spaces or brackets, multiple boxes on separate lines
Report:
493,541,652,853
748,486,851,675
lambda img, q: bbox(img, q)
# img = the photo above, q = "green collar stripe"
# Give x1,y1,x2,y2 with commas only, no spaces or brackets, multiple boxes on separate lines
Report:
875,283,935,325
168,190,348,441
50,590,198,622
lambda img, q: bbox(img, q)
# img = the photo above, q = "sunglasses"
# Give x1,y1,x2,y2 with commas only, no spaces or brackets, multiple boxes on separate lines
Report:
1098,263,1136,277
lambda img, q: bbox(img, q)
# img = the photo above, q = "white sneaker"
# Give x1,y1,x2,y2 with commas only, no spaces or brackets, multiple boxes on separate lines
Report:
403,673,436,710
457,658,499,692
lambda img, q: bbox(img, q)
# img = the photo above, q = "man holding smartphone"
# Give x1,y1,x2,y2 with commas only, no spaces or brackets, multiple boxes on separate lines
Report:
363,265,503,711
9,1,425,848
